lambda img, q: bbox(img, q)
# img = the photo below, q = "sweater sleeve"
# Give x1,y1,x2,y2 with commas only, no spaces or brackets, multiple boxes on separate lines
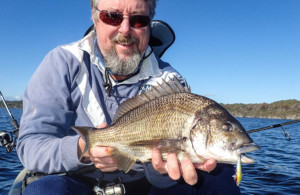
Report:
16,47,86,173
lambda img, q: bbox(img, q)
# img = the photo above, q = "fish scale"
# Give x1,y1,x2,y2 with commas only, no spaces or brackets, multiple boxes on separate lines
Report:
91,93,195,153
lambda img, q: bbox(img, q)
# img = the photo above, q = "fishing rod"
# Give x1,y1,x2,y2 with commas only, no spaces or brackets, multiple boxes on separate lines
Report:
0,91,19,153
247,119,300,141
0,91,19,130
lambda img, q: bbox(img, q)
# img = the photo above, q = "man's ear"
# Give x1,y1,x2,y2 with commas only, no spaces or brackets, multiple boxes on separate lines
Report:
91,8,97,27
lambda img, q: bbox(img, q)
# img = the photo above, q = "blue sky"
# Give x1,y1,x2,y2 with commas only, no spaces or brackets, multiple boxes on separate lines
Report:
0,0,299,104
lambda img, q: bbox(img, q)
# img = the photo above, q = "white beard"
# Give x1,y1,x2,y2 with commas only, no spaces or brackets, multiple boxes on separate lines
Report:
103,47,142,76
102,34,142,76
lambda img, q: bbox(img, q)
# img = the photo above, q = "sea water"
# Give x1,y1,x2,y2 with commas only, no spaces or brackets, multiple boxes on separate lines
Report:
0,108,299,194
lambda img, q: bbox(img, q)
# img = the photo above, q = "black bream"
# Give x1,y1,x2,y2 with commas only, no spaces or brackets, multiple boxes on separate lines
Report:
72,77,260,174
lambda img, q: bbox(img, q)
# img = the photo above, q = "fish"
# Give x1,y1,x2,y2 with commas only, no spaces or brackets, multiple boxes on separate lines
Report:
72,76,260,176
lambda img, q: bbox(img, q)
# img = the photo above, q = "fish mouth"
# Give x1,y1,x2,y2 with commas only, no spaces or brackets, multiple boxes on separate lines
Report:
237,142,260,163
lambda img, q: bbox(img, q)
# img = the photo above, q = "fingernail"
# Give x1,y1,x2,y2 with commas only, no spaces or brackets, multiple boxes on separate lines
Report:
105,147,114,154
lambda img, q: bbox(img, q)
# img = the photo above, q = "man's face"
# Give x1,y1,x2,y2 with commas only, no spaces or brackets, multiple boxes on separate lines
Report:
93,0,150,62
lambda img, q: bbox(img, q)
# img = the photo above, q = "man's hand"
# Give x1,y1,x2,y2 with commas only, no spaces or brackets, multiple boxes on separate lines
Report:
152,148,217,185
77,123,118,172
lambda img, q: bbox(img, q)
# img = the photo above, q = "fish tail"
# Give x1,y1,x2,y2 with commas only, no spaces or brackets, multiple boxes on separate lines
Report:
71,126,91,161
72,126,137,172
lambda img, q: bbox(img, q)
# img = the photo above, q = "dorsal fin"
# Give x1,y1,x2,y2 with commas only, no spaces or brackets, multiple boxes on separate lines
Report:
112,76,190,124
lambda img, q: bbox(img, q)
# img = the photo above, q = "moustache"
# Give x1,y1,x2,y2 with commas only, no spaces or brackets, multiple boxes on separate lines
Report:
112,34,139,45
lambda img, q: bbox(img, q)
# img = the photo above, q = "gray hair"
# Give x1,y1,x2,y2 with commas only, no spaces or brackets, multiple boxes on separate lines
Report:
90,0,158,20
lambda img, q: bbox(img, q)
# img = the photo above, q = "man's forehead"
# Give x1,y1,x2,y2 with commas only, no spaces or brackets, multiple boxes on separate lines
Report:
97,0,149,13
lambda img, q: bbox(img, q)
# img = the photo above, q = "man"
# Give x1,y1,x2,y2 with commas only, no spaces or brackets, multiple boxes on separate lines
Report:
17,0,240,194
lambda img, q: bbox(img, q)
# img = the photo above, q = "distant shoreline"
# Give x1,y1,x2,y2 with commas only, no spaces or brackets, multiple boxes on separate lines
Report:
1,99,300,120
0,100,23,109
221,99,300,120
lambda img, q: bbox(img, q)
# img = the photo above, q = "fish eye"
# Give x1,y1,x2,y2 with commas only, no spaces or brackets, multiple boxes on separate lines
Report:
222,122,233,132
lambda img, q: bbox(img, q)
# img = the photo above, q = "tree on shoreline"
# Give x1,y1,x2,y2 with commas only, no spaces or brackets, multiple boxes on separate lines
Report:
0,100,23,108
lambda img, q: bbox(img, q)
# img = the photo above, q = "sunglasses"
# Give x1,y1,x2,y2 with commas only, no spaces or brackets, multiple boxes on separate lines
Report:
95,8,151,28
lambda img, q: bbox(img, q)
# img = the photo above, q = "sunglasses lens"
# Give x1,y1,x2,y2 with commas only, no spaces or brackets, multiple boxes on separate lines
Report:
130,15,150,28
100,11,122,26
99,10,150,28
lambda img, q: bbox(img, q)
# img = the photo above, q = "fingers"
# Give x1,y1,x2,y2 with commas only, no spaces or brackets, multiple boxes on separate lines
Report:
89,146,114,159
152,148,167,174
151,149,218,186
151,149,181,181
181,157,198,185
151,149,194,183
89,146,118,172
194,159,217,173
166,153,181,180
93,158,118,172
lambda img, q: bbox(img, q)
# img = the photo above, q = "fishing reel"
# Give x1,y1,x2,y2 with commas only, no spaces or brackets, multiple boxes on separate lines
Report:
0,91,20,153
93,174,126,195
93,183,126,195
0,129,17,153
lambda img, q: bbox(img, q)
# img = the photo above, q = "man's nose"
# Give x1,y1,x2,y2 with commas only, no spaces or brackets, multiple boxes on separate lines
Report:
118,16,131,36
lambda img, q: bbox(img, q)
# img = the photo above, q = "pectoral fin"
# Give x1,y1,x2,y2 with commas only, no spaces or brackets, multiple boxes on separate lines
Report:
111,149,136,173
